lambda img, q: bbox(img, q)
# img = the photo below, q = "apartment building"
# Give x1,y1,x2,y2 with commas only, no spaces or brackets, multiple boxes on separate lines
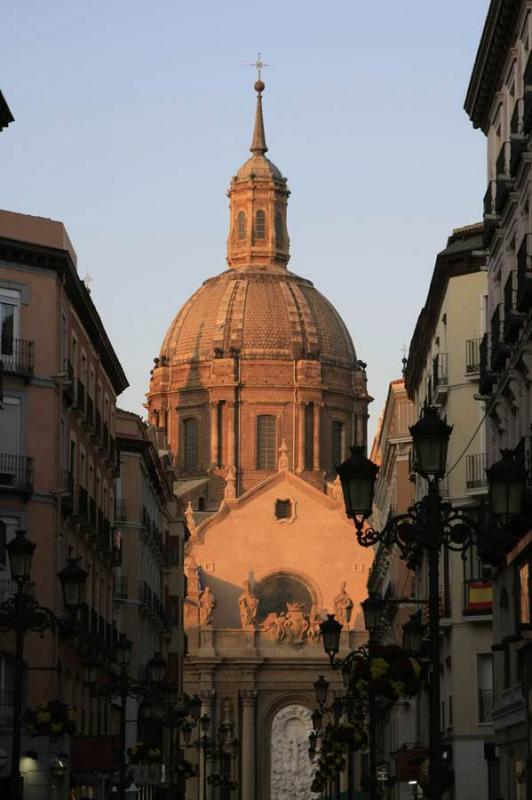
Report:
0,209,128,799
367,379,417,798
404,224,495,799
114,409,187,765
466,2,532,796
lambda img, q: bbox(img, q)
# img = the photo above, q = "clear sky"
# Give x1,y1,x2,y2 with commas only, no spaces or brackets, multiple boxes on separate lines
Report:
2,0,489,441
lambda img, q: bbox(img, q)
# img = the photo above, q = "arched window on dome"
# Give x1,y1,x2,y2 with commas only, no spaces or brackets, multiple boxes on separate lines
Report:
256,414,276,470
275,212,283,245
255,209,266,240
237,211,246,240
183,417,199,473
331,420,345,471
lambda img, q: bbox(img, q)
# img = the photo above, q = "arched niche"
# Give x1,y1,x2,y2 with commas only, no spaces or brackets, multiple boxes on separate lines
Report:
255,571,316,623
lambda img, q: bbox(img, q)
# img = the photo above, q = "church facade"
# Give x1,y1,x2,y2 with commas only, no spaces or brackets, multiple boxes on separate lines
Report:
147,79,373,800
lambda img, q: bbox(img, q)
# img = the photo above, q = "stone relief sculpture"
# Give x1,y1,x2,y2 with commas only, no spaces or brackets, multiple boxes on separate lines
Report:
238,580,259,628
198,585,216,626
270,704,318,800
261,602,317,647
334,581,354,627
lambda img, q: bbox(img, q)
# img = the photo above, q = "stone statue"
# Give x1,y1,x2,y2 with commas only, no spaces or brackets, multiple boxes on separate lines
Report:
238,580,259,628
334,582,354,627
198,585,216,626
308,604,321,642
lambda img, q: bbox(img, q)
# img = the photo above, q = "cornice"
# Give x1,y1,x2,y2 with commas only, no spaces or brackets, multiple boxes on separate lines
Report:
0,235,128,395
465,0,522,133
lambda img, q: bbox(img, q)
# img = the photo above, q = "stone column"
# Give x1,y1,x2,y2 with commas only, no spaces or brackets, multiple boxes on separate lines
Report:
227,401,236,468
210,401,219,467
296,402,305,473
200,690,215,800
240,690,257,800
313,401,322,471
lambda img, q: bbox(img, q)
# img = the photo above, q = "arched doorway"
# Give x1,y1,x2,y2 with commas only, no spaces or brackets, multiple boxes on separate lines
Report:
270,704,317,800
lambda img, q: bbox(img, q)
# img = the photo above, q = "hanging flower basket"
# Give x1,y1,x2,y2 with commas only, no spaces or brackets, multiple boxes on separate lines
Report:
23,701,77,737
177,758,199,780
310,721,367,793
346,644,423,705
127,742,162,764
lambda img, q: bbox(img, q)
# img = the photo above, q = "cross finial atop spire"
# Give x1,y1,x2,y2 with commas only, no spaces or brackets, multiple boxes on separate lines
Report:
250,58,268,155
249,52,269,82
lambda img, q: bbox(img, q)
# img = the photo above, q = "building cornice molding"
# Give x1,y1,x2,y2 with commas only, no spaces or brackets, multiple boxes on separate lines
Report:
0,235,128,395
465,0,522,133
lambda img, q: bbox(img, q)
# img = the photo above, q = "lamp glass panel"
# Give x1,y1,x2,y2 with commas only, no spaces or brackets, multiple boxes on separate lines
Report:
343,476,373,517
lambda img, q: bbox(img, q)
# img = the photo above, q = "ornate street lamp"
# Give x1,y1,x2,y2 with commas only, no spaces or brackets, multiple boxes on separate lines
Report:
320,614,342,664
486,449,527,520
58,558,88,610
336,406,474,800
7,529,35,586
313,675,330,708
147,652,166,685
361,594,384,634
410,405,452,481
402,611,425,654
337,446,379,519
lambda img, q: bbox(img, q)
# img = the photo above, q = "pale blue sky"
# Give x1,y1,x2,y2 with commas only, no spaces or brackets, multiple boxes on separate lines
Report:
1,0,489,440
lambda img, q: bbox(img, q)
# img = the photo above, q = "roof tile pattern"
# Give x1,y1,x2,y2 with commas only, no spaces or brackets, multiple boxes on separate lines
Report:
160,269,356,367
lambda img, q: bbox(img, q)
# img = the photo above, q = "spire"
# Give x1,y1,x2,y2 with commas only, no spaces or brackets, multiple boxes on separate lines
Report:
250,80,268,155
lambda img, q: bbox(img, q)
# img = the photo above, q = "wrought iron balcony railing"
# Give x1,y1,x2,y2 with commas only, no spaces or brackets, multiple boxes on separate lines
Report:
465,337,482,374
0,454,34,495
466,453,487,491
0,338,34,377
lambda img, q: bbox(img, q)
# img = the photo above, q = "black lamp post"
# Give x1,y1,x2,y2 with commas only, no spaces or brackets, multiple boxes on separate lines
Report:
361,595,384,800
85,634,146,800
186,715,239,800
0,533,87,800
336,405,476,800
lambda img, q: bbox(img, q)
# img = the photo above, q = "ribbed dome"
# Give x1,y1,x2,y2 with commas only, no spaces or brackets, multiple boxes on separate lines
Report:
234,154,285,182
160,269,356,368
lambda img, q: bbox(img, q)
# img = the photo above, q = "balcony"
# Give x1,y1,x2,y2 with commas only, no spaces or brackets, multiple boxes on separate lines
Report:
479,334,494,395
478,689,494,723
431,353,448,405
94,409,102,441
465,337,481,375
113,576,128,600
78,485,88,521
494,142,515,215
63,360,75,406
76,379,86,415
503,270,523,343
510,101,527,176
482,180,498,247
523,51,532,135
466,453,487,492
115,499,127,522
60,471,75,517
0,338,34,379
102,422,109,454
0,687,14,726
490,304,509,371
0,454,33,496
85,395,94,429
463,579,493,616
517,234,532,312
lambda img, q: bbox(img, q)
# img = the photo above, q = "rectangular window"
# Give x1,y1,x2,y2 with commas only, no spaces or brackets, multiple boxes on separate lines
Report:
256,415,276,470
0,288,19,364
331,420,344,470
477,653,494,723
217,402,224,468
304,404,314,470
275,499,292,519
183,418,199,472
519,561,532,626
0,655,15,726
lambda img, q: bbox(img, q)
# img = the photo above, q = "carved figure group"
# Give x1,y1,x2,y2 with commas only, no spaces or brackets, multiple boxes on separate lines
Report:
334,582,354,627
198,585,216,626
262,602,320,647
238,580,259,628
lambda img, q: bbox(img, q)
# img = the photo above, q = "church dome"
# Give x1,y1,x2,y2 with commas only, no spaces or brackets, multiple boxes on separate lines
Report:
160,268,356,369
